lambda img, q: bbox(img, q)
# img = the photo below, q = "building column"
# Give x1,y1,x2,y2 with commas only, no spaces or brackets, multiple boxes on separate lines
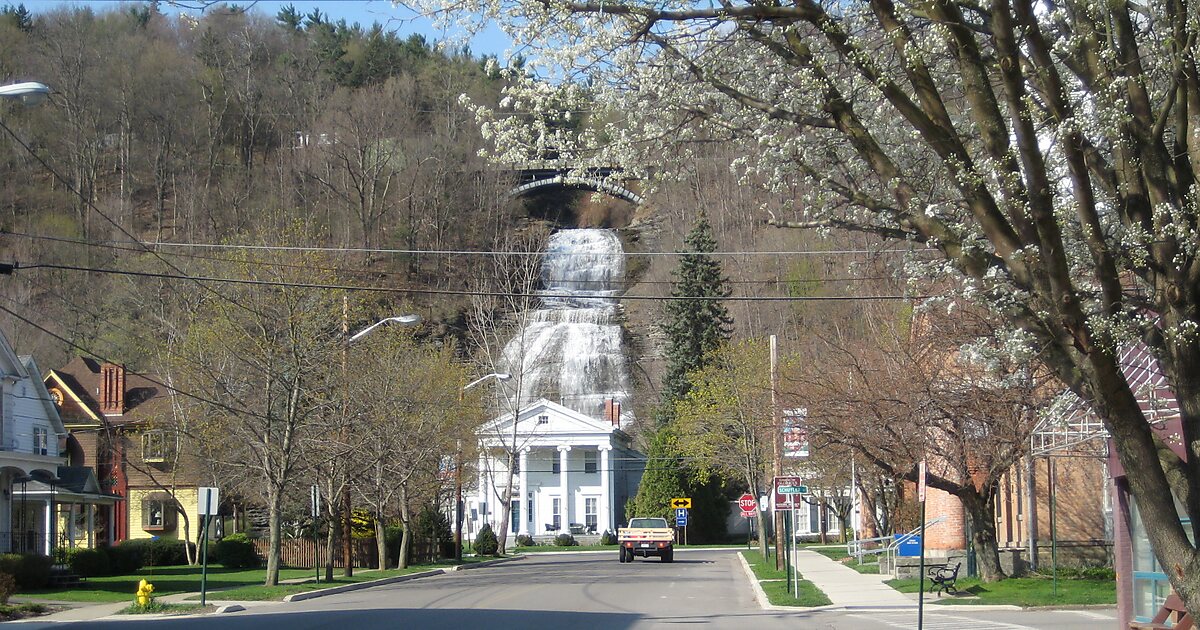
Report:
599,445,613,533
42,500,50,556
67,503,76,549
558,445,571,529
86,504,94,549
518,448,530,535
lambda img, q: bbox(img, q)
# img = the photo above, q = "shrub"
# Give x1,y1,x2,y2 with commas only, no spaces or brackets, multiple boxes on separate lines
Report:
553,534,577,547
514,534,536,547
211,533,260,569
474,524,499,556
0,574,15,604
599,530,618,545
117,538,195,567
0,554,51,590
66,548,110,577
102,544,143,574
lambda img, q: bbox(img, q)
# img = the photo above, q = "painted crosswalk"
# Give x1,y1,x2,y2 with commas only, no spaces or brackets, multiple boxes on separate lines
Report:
847,612,1036,629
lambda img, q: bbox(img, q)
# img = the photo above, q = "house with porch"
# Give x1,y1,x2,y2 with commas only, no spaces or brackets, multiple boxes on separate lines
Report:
470,399,642,542
0,330,118,554
46,358,207,545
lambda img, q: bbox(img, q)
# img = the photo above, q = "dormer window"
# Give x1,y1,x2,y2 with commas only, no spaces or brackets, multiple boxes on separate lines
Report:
142,430,173,463
32,427,48,456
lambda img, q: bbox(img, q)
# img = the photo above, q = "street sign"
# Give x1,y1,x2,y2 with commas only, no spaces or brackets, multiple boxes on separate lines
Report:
675,509,688,527
198,487,219,516
918,459,927,502
669,497,692,509
310,484,321,518
738,493,757,515
773,476,809,510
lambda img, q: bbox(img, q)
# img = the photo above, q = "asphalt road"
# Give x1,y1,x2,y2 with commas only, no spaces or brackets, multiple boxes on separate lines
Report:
22,550,1119,629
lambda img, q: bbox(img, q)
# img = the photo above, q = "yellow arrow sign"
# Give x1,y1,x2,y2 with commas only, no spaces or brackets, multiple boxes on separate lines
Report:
669,497,692,509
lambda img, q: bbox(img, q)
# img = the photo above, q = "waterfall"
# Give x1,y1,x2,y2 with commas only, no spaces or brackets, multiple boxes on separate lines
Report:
499,229,633,421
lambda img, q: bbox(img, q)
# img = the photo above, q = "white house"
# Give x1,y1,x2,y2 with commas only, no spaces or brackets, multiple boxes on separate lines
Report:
470,399,642,539
0,331,68,554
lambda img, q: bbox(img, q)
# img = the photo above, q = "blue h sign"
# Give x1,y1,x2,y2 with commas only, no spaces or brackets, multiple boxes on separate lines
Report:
675,508,688,527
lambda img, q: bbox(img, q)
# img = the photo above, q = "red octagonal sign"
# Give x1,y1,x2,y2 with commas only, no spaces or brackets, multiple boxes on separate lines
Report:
738,493,757,515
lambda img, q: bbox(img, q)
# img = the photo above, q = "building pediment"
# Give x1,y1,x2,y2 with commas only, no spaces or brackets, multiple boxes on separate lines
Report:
481,398,622,440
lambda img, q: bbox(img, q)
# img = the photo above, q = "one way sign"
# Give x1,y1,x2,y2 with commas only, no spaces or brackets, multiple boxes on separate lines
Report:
669,497,692,509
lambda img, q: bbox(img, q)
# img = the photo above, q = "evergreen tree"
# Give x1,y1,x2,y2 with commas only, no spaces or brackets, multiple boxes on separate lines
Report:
660,215,732,411
625,430,687,522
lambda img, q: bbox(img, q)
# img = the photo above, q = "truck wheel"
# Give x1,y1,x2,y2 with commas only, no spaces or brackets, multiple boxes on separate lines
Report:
619,547,628,563
662,549,673,563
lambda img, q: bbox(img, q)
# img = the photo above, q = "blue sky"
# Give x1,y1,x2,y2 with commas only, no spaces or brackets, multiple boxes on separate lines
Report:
23,0,516,59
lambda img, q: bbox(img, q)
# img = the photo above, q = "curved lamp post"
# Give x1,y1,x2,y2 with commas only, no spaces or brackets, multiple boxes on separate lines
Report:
456,372,512,560
0,82,50,106
341,312,421,577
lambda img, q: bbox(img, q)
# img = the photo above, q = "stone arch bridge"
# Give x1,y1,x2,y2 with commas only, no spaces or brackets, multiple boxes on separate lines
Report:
507,161,644,205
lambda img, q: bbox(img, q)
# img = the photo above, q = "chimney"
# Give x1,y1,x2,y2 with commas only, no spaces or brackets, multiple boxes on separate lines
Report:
99,363,125,416
606,399,621,428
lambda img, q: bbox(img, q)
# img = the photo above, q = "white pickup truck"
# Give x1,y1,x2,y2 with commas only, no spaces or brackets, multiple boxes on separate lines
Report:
617,517,675,563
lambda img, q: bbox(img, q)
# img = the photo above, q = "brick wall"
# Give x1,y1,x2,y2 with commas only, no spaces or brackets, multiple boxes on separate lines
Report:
923,486,966,551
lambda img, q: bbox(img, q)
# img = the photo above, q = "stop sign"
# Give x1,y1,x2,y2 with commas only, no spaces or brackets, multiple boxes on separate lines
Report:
738,493,757,515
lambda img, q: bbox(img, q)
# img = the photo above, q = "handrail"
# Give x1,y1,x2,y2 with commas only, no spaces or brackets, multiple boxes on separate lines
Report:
879,516,946,576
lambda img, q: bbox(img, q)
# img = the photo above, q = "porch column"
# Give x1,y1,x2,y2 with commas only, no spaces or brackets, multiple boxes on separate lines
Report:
558,445,571,529
42,500,50,556
518,448,530,535
67,503,76,549
86,505,94,548
599,445,613,533
107,504,115,545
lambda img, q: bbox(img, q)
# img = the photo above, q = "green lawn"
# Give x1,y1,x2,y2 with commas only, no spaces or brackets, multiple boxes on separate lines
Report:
808,546,881,574
741,551,831,607
193,566,446,601
886,575,1116,607
20,559,486,604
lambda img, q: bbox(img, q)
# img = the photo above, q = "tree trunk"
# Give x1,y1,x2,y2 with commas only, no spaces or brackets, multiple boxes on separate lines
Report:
398,489,412,569
265,488,283,586
818,500,828,544
961,490,1006,582
374,514,388,570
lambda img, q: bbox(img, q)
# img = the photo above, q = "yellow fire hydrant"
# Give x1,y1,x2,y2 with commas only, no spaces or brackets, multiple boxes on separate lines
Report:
135,579,154,607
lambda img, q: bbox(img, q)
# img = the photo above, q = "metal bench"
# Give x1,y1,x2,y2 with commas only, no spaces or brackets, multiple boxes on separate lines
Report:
1130,593,1194,630
928,562,960,597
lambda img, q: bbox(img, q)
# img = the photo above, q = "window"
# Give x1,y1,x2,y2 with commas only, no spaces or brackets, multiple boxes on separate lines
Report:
142,430,173,463
511,456,519,475
32,427,48,456
551,498,561,531
527,492,534,523
585,497,598,533
552,458,561,475
142,495,176,532
511,500,520,534
537,415,549,425
584,451,597,474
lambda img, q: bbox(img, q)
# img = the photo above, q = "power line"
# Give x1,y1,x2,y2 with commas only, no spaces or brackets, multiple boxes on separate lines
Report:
12,261,925,301
100,239,933,258
4,231,901,286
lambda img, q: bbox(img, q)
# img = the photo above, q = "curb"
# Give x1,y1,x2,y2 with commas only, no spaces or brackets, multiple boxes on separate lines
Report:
283,569,445,602
452,555,526,571
215,604,246,614
737,552,921,613
281,556,526,602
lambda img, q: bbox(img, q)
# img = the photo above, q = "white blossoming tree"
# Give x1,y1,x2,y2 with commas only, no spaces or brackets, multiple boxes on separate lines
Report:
406,0,1200,613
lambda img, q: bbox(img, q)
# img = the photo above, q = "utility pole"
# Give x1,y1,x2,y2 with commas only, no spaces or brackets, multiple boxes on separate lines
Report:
771,334,784,571
341,296,353,578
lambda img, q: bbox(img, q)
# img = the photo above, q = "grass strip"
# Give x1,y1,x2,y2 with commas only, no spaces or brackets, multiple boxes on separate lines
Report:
741,550,831,607
120,602,209,615
808,546,881,575
885,576,1116,607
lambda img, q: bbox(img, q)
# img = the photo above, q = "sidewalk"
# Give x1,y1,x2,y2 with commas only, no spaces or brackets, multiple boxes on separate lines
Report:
792,549,916,609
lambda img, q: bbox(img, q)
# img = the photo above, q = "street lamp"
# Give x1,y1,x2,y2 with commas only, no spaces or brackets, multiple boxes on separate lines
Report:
0,82,50,106
456,372,512,561
341,311,421,577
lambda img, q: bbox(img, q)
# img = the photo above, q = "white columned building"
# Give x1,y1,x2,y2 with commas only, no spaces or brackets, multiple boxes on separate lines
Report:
471,399,643,543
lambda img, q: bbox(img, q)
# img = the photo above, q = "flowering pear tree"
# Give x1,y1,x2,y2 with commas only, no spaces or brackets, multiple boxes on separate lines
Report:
407,0,1200,610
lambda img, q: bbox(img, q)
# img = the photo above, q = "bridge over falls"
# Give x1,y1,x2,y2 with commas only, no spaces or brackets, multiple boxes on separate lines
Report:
507,161,644,205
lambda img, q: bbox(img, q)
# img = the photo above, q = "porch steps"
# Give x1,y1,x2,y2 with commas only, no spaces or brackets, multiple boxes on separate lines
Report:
47,567,83,587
